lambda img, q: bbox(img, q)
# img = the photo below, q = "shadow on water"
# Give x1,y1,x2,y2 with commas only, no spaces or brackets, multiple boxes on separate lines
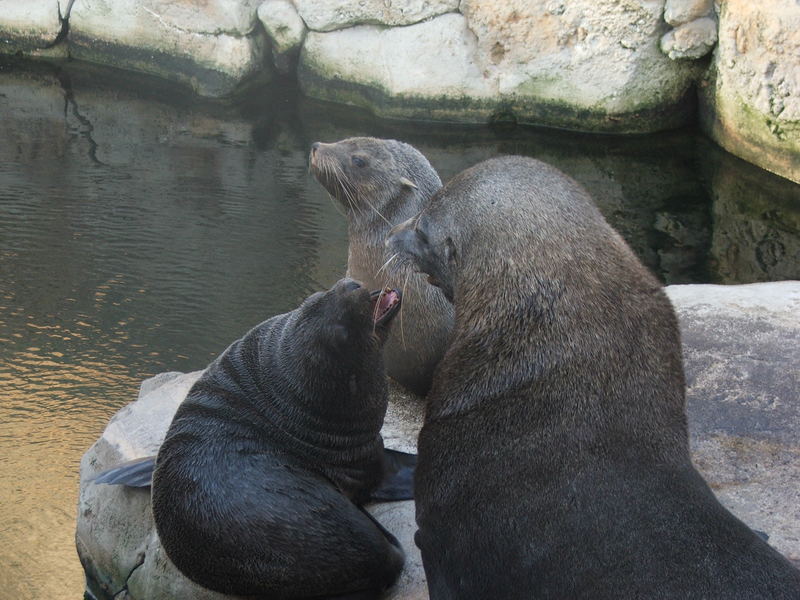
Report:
0,56,798,599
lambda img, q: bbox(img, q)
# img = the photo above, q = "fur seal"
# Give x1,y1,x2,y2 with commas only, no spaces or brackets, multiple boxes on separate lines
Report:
310,137,453,397
146,279,410,598
387,156,800,599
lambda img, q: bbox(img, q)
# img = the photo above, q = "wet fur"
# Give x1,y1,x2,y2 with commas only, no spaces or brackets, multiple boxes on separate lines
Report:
387,156,800,599
310,137,453,397
151,280,403,599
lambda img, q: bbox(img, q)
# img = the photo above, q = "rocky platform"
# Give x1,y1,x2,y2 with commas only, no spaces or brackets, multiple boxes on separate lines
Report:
77,281,800,599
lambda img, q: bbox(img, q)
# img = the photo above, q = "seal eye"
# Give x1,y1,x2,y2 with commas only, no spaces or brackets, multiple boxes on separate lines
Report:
352,156,367,168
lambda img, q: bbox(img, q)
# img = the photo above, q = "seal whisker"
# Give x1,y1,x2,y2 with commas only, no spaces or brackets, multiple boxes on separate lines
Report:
333,162,363,217
371,287,386,335
319,158,349,219
376,253,399,277
399,269,412,351
326,192,349,219
359,194,392,226
308,137,451,397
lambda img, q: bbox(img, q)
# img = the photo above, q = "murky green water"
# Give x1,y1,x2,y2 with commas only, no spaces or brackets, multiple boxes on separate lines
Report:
1,57,798,599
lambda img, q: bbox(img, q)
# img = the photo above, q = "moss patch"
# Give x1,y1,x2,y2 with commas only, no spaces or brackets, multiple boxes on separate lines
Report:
700,65,800,184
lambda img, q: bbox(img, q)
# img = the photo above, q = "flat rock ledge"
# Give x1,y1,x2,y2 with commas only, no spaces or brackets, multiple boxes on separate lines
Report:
77,281,800,599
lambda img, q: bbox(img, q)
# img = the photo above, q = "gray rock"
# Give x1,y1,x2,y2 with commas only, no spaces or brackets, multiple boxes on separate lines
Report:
664,0,713,27
457,0,701,132
76,372,206,600
0,0,67,56
700,0,800,184
299,13,495,122
68,0,270,97
293,0,459,33
667,281,800,565
660,16,718,60
257,0,306,73
77,282,800,597
299,2,701,133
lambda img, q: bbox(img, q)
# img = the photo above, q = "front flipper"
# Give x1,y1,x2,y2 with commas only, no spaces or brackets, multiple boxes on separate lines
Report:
370,448,417,502
93,455,156,487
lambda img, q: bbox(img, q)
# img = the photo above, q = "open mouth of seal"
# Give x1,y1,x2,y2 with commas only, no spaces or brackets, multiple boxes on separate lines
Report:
370,288,402,326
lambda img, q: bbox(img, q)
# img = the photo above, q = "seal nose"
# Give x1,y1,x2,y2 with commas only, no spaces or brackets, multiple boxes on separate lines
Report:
339,278,362,293
385,216,416,249
311,142,321,156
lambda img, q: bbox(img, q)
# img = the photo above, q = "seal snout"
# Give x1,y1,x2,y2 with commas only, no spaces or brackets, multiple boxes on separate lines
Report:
334,278,366,297
341,279,362,293
385,216,416,251
309,142,325,169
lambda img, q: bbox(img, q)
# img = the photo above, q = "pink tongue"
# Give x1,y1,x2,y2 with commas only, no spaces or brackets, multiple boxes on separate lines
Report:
378,291,397,315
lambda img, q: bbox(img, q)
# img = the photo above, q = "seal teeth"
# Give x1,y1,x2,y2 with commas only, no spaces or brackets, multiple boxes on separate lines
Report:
370,288,401,324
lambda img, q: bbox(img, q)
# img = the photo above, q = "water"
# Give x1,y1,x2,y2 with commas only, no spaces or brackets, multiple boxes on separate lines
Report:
1,57,798,599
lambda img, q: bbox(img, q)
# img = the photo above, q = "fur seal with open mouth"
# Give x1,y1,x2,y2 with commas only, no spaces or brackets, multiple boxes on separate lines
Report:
310,137,453,397
386,156,800,599
139,279,410,598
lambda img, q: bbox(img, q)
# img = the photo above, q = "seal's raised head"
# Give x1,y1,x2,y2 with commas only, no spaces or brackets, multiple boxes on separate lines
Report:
298,278,402,352
310,137,439,220
387,155,625,306
309,137,452,397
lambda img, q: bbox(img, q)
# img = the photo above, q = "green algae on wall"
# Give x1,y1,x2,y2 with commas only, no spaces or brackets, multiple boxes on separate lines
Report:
700,82,800,185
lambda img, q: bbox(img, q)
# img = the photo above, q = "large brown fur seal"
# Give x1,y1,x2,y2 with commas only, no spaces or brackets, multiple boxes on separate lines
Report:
149,279,410,599
310,137,453,397
386,156,800,599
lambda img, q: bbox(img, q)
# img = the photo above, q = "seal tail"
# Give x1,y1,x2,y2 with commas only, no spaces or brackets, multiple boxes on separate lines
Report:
92,456,155,487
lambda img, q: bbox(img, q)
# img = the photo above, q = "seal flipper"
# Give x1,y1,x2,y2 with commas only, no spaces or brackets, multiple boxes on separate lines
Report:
93,455,155,487
370,448,416,501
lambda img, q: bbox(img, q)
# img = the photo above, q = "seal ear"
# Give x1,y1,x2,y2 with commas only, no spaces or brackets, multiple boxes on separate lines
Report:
399,177,418,190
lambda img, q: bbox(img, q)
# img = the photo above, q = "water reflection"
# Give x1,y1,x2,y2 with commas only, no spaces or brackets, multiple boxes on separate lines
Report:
0,57,798,599
296,104,717,284
699,139,800,283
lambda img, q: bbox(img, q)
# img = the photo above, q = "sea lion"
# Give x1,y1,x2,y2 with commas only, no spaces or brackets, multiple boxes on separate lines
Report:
146,279,409,599
386,156,800,599
310,137,453,397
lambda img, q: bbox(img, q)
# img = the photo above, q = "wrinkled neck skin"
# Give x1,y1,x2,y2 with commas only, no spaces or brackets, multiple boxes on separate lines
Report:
276,310,386,447
210,310,388,497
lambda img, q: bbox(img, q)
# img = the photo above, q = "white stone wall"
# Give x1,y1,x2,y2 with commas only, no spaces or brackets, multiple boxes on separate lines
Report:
0,0,797,179
701,0,800,183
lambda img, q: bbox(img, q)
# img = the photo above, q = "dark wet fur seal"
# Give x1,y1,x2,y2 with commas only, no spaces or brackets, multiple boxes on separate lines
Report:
310,137,453,397
387,156,800,599
149,279,411,599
